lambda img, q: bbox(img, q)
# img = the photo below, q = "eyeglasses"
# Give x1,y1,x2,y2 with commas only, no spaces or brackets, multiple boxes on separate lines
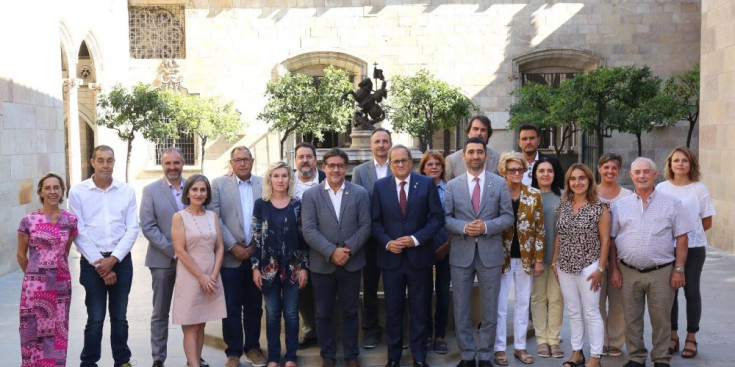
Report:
391,159,410,166
425,162,442,168
506,168,525,175
231,157,253,164
325,163,346,170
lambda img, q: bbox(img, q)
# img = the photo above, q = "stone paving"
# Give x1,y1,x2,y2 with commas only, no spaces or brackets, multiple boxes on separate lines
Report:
1,236,733,367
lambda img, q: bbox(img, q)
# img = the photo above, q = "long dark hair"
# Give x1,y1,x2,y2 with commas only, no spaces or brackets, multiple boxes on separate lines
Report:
531,156,561,196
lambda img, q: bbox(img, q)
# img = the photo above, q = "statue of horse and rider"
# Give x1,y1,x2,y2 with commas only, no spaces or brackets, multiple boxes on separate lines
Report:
342,67,387,130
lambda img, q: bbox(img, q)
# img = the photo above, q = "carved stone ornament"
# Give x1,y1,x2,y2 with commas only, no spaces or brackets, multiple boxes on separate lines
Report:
155,59,187,92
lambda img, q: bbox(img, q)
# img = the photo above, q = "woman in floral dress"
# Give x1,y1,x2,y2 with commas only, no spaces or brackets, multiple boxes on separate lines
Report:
252,161,309,367
17,172,77,367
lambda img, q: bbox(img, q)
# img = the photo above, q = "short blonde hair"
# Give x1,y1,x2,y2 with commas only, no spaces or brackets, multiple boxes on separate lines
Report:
262,161,295,201
498,151,527,176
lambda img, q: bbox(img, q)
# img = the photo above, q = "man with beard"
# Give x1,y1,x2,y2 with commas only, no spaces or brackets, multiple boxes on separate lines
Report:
445,116,501,179
293,142,326,348
517,123,564,188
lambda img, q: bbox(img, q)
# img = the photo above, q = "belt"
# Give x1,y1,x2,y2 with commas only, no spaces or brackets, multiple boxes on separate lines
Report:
620,260,673,273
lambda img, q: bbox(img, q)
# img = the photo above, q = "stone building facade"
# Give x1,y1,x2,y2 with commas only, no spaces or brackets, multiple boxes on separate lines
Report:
0,0,711,275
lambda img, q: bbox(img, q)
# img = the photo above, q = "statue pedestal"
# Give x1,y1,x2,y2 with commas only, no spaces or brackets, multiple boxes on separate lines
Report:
349,128,372,150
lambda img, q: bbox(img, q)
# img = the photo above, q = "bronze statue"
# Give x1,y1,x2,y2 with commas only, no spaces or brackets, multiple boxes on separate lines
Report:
342,66,387,130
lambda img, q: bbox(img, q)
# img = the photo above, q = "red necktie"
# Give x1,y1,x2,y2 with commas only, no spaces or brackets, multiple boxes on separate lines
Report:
472,177,480,215
400,181,407,215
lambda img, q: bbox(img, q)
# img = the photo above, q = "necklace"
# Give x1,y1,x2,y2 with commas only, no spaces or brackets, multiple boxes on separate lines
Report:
187,208,212,240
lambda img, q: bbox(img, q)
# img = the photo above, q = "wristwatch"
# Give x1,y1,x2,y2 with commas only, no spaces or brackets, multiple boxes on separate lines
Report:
674,266,685,274
597,266,605,274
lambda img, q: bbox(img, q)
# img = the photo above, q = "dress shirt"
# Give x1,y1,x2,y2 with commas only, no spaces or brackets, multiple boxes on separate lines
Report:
374,158,389,179
464,170,489,235
521,152,540,186
325,181,345,221
68,176,139,263
394,176,420,247
237,176,254,245
295,172,320,199
610,189,695,269
436,179,446,206
168,179,185,211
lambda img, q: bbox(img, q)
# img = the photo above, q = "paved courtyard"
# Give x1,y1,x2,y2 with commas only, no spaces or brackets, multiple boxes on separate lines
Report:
1,236,733,367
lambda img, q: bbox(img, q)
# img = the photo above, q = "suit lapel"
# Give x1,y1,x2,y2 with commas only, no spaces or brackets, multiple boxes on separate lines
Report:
228,175,244,229
478,172,494,215
367,160,378,186
338,182,352,223
160,178,180,212
406,173,419,216
318,186,340,224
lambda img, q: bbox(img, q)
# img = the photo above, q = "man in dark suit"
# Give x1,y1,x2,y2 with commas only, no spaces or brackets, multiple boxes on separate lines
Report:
141,148,209,367
351,128,392,349
445,115,501,179
444,137,514,367
372,145,445,367
517,123,564,188
302,148,372,367
293,141,326,349
210,146,266,367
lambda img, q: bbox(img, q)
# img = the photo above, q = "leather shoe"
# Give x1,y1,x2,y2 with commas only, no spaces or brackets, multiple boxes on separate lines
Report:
653,364,670,367
385,360,400,367
478,360,492,367
321,360,336,367
456,360,476,367
363,334,380,349
298,335,318,349
413,361,429,367
152,361,164,367
624,362,645,367
345,360,362,367
200,358,209,367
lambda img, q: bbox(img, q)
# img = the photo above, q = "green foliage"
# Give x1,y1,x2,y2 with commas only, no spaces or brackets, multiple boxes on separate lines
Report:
161,90,245,170
388,69,477,152
97,83,176,181
257,65,354,158
663,63,700,147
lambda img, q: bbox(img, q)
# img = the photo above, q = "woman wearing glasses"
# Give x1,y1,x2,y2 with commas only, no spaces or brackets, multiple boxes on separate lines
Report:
493,152,545,366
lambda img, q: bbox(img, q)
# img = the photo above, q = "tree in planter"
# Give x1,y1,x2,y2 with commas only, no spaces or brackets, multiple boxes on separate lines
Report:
162,90,244,171
257,66,354,158
97,83,175,182
663,63,700,148
388,69,477,153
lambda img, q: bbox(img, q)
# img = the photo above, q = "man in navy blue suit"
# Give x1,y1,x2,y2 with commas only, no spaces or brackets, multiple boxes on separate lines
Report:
371,145,445,367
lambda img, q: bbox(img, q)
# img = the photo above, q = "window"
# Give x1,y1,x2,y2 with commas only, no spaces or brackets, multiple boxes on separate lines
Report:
520,72,577,150
129,5,186,59
154,129,197,165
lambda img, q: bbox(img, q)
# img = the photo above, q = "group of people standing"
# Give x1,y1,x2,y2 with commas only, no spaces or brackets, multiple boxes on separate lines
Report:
16,117,714,367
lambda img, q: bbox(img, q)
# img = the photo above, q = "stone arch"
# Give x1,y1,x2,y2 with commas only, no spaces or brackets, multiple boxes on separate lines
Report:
81,31,104,83
60,22,76,78
277,50,369,80
510,48,604,82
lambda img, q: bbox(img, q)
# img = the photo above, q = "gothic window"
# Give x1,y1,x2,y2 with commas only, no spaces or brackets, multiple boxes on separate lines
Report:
129,5,186,59
154,125,197,165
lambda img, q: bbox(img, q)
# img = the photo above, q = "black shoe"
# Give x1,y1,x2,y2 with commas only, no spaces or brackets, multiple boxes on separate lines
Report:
457,360,477,367
298,335,318,349
413,362,429,367
477,360,492,367
653,364,670,367
322,360,336,367
199,358,209,367
624,362,645,367
152,361,164,367
363,334,380,349
385,360,400,367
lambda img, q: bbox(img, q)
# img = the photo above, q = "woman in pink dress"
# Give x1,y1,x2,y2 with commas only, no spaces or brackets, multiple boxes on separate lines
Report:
171,174,226,367
17,172,77,367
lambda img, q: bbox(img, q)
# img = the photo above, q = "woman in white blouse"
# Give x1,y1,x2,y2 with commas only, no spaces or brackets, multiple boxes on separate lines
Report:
657,147,715,359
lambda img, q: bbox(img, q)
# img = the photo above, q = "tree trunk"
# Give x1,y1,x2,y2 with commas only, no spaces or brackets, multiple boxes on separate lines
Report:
443,129,451,156
125,139,133,183
636,133,643,157
686,119,695,148
200,136,208,173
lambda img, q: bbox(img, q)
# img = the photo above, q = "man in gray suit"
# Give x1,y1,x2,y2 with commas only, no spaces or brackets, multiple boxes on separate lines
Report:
210,146,266,367
445,116,501,179
302,148,372,367
444,137,514,367
141,148,207,367
351,127,392,349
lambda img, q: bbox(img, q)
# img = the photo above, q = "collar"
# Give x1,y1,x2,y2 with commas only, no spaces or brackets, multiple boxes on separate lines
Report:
166,179,184,189
374,158,389,168
437,179,446,190
394,175,411,186
466,170,486,182
324,180,345,192
236,175,252,185
635,186,657,201
87,175,119,190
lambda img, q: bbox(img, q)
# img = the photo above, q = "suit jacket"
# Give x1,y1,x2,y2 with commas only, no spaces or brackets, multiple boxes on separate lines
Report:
371,173,445,270
352,159,390,199
141,177,185,268
538,152,565,189
444,171,514,268
445,146,501,181
301,181,372,274
209,174,263,268
501,185,545,274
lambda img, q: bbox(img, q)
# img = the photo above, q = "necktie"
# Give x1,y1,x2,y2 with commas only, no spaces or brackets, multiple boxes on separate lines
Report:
472,177,480,215
400,181,407,215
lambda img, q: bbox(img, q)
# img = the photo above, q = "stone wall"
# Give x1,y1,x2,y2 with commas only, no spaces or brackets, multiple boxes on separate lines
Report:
700,0,735,253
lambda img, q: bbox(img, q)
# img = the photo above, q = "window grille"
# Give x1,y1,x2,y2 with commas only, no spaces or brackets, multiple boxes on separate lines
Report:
154,124,197,165
520,72,578,150
129,5,186,59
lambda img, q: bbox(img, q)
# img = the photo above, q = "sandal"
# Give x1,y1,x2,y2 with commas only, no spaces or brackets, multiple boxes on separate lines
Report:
585,355,602,367
514,349,534,364
607,347,622,357
537,343,551,358
562,350,585,367
668,337,679,354
681,339,698,358
493,351,509,366
551,344,565,358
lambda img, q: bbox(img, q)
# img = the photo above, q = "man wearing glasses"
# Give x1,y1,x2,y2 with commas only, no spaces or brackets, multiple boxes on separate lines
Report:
371,145,444,367
302,148,372,367
210,146,266,367
517,123,564,188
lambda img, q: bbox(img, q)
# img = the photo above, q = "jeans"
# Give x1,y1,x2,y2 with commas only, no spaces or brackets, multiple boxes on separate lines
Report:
79,254,133,367
427,254,450,339
221,261,263,357
671,246,706,333
262,279,299,363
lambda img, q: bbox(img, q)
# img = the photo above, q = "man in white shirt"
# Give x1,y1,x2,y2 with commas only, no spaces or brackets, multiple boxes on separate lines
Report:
68,145,139,367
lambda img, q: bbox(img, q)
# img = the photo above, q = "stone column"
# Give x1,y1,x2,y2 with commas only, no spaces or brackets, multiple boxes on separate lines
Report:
63,78,83,186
